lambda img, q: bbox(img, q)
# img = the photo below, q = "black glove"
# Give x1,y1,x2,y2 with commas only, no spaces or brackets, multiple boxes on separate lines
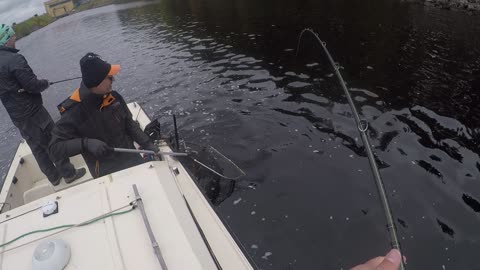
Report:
144,143,159,154
83,138,113,157
40,79,50,90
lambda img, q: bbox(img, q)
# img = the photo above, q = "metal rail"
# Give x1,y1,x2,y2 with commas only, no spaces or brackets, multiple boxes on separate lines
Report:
133,184,168,269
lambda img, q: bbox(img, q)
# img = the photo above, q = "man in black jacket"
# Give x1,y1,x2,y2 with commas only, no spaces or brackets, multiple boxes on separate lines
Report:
49,53,158,178
0,24,85,186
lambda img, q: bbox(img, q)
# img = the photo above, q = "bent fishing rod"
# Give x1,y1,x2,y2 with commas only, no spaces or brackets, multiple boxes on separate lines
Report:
297,29,405,269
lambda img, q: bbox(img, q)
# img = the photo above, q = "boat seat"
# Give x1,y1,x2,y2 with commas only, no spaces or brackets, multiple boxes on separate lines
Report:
23,179,55,204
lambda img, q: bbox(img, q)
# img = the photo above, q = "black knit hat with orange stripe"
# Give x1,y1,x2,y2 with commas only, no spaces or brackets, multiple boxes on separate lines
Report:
80,52,120,88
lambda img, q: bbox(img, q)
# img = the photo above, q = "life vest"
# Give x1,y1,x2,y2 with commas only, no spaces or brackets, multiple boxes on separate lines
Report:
57,88,116,114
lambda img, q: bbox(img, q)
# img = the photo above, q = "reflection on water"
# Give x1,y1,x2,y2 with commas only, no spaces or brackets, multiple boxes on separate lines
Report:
0,0,479,268
462,194,480,212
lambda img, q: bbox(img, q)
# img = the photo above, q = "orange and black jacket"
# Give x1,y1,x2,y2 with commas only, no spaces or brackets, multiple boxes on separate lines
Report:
0,46,49,122
49,82,152,177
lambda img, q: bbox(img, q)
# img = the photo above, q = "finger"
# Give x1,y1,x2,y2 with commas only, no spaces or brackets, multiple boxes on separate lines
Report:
350,264,368,270
375,249,401,270
350,256,384,270
363,256,385,267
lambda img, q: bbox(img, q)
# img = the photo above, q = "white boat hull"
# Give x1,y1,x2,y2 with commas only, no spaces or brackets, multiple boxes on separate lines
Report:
0,102,253,270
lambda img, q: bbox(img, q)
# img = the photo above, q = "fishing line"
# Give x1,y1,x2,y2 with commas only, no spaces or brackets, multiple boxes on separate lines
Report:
296,28,405,270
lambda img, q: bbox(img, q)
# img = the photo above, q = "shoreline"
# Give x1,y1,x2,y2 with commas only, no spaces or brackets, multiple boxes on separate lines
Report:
13,0,142,39
403,0,480,12
13,0,479,39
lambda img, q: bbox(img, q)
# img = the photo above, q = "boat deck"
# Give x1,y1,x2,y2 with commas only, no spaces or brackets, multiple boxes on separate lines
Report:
0,160,217,269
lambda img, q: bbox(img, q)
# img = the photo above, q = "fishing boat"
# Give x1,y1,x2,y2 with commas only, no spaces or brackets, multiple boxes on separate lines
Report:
0,102,253,270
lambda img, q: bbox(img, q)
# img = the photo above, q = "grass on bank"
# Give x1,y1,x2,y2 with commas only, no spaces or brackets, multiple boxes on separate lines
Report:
75,0,115,12
76,0,143,12
12,0,143,39
12,14,54,39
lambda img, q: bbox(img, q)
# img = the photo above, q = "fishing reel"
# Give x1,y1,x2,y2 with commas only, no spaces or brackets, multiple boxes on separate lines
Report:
144,119,162,141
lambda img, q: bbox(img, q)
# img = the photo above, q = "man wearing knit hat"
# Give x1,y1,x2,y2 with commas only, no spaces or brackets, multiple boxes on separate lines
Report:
0,24,85,186
49,52,159,178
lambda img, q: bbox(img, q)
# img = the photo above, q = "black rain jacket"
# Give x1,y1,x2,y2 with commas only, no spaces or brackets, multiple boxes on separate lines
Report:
0,46,49,122
49,83,152,177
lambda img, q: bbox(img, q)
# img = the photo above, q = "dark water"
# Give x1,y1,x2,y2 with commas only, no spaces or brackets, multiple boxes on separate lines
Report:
1,0,480,269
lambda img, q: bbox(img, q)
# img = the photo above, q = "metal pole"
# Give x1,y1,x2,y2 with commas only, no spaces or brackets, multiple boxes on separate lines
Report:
133,184,168,269
114,147,188,157
173,115,180,151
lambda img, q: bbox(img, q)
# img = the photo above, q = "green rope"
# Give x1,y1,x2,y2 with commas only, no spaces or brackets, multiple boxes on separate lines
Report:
0,206,136,249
